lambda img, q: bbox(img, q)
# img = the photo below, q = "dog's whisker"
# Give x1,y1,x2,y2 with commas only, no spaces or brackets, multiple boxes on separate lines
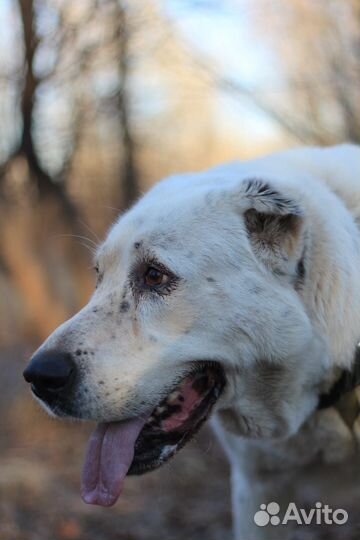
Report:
78,218,101,243
77,241,97,255
53,233,98,248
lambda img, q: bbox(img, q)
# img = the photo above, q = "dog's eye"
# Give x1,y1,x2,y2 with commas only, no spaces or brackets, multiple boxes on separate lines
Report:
131,259,179,298
144,266,168,288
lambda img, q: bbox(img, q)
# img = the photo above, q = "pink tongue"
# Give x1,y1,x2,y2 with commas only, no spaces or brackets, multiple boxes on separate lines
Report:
81,418,146,507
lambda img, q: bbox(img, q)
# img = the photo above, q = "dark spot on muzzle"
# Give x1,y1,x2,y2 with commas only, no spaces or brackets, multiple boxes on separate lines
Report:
120,301,130,313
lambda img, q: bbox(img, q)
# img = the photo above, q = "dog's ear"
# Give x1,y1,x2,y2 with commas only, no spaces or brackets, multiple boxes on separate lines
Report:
239,178,306,279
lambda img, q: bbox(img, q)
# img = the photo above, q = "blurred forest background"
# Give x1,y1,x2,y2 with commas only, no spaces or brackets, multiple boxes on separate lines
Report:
0,1,359,539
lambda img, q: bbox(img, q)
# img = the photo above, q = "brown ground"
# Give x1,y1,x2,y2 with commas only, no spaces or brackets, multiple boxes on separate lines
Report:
0,345,232,540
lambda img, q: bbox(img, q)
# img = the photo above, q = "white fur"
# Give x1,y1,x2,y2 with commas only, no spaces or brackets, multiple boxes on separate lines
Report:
35,144,360,539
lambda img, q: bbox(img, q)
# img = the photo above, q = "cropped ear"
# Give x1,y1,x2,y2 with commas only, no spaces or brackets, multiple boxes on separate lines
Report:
239,179,306,280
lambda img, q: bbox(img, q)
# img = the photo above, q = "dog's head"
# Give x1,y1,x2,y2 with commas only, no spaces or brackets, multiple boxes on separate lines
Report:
23,171,330,505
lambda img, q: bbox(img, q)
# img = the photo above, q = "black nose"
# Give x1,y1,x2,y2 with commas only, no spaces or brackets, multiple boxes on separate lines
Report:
23,350,75,397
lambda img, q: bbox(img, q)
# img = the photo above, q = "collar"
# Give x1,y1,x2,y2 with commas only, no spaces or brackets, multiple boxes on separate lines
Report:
318,344,360,410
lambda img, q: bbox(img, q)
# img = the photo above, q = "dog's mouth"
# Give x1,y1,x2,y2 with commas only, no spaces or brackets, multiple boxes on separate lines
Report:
81,362,225,507
131,362,225,474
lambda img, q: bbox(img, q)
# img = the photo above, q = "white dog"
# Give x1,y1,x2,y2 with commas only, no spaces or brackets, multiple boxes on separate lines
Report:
24,144,360,539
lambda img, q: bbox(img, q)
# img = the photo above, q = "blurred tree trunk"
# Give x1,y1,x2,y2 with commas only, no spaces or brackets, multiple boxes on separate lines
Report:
118,84,139,208
17,0,76,220
0,1,95,344
114,1,140,209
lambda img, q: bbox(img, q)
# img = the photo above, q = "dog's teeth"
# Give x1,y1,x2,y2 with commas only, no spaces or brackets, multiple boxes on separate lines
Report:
155,406,166,415
147,416,155,423
167,391,180,404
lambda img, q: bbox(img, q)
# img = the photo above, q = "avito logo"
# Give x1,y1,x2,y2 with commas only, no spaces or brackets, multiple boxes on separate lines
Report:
254,501,348,527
